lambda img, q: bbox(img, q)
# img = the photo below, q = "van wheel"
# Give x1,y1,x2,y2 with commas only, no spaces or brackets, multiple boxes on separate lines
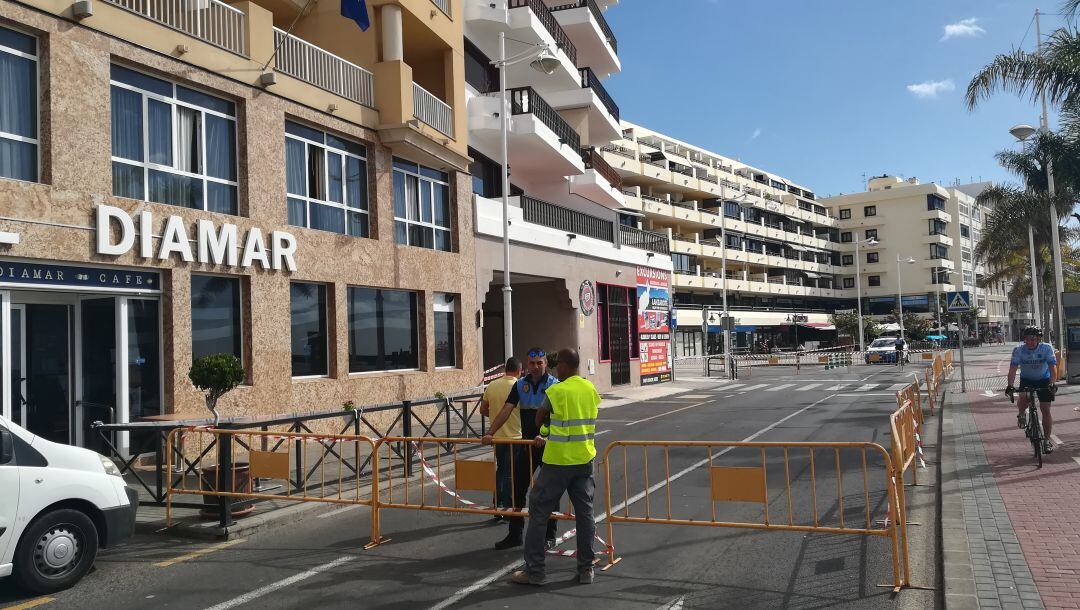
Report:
12,509,99,594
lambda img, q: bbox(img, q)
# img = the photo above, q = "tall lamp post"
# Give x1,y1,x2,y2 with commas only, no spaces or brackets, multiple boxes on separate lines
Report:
1008,124,1044,336
934,268,955,332
716,190,752,372
493,33,560,359
854,236,879,353
896,255,916,341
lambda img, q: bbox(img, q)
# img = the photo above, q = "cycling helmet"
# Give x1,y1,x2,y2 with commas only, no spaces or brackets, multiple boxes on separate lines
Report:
1021,326,1043,338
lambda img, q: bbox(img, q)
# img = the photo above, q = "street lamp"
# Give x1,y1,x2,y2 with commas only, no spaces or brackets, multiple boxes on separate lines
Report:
896,255,916,341
854,236,879,353
1009,124,1044,337
493,33,559,359
934,268,955,332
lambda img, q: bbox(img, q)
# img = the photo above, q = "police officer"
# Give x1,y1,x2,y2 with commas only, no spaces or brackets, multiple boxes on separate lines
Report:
511,348,600,586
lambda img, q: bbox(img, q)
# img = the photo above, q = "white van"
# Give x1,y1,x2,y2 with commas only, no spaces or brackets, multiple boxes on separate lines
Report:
1,414,138,593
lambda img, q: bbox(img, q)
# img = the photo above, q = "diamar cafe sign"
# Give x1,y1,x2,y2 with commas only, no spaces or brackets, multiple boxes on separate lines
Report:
94,204,298,271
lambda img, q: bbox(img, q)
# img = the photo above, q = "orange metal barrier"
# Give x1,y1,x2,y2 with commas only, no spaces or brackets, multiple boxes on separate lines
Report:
602,440,910,591
165,427,380,546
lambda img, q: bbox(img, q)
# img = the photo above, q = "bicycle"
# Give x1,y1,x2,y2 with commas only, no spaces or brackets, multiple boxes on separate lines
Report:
1005,384,1048,468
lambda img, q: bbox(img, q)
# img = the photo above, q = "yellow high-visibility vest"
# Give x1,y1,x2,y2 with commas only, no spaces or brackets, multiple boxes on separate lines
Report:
541,375,600,465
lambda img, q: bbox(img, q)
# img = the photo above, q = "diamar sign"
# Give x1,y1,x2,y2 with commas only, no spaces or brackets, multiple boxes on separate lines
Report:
636,266,671,385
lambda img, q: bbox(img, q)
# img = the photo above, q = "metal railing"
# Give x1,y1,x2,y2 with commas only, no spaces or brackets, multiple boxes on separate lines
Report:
601,143,636,159
509,0,578,66
698,171,719,184
620,225,670,255
580,68,619,120
509,87,580,151
582,146,622,188
430,0,450,16
551,0,617,52
521,195,613,242
640,153,667,168
413,82,454,137
273,28,375,108
105,0,247,56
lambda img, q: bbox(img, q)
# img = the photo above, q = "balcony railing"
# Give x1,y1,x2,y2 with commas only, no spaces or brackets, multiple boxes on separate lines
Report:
430,0,450,16
698,170,718,184
582,146,621,188
105,0,247,56
579,68,619,121
522,195,613,242
509,0,578,66
601,143,635,159
413,82,454,137
620,226,670,255
509,87,580,151
273,28,374,107
551,0,617,53
640,153,666,168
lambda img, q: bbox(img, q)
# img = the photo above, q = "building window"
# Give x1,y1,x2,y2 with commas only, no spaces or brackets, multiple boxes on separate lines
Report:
597,284,637,362
927,195,946,211
960,224,970,238
864,205,876,217
839,208,851,220
958,203,971,217
468,146,503,199
347,287,419,373
868,275,881,287
724,201,742,219
840,232,852,243
931,244,950,259
930,219,947,235
110,64,238,214
434,293,457,368
867,252,879,264
725,233,741,249
961,247,972,262
286,121,369,237
393,157,452,251
464,39,499,94
0,25,37,182
191,274,242,364
672,253,696,274
843,277,855,288
290,282,328,377
865,229,878,241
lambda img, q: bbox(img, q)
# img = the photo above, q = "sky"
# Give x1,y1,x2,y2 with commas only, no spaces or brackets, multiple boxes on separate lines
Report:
603,0,1071,196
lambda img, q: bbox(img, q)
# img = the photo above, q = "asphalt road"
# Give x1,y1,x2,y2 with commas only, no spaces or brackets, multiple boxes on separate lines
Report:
1,360,946,610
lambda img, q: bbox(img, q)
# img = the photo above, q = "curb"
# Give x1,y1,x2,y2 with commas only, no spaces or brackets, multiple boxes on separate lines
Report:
940,388,979,609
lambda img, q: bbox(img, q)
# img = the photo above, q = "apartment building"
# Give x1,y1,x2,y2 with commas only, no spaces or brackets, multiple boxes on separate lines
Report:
0,0,479,453
825,176,1010,336
601,123,852,356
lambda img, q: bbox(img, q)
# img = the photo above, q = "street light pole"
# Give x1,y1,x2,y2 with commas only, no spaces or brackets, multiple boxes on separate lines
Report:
896,255,916,342
1035,9,1066,348
855,238,866,353
1009,124,1044,337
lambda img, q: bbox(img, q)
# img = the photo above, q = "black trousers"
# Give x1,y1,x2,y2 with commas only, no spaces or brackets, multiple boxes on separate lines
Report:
509,409,557,539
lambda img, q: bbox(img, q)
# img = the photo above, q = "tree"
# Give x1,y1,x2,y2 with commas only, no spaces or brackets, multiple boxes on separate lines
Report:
829,311,880,343
885,309,932,341
189,354,245,425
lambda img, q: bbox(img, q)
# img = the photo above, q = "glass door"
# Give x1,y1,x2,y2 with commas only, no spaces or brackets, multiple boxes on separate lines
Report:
22,304,72,444
126,298,161,454
7,304,26,427
78,297,117,453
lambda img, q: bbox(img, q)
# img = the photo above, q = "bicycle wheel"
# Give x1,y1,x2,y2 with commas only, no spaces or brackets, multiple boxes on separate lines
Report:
1030,406,1043,468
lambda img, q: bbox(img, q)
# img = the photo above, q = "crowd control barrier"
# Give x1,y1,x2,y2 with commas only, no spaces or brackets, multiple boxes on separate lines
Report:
601,440,910,592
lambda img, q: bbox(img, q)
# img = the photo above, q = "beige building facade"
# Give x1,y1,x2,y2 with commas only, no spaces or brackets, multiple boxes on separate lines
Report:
0,0,479,453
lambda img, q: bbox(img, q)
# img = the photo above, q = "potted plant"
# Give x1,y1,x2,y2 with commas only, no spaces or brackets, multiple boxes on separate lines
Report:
341,400,358,427
188,354,252,518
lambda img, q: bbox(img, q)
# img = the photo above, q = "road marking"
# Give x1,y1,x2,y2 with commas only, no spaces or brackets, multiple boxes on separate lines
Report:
737,383,769,392
2,598,54,610
595,430,612,437
852,383,880,392
825,384,848,391
1073,457,1080,467
1051,434,1063,446
430,395,835,610
887,383,910,391
625,402,709,427
155,538,246,567
317,504,361,519
658,595,686,610
795,383,821,392
203,555,356,610
835,393,898,397
764,383,796,392
679,394,711,399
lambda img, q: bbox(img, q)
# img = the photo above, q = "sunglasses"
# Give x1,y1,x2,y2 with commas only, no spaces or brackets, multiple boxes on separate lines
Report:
528,350,546,358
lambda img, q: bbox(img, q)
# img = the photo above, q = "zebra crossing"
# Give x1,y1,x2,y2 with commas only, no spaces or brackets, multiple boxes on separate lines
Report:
721,381,915,394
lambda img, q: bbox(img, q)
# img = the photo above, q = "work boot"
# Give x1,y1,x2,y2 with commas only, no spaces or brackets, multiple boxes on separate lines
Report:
578,568,594,584
494,534,522,550
510,570,545,586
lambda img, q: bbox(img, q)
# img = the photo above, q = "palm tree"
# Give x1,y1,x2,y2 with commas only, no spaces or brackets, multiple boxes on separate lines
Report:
993,130,1080,195
965,26,1080,115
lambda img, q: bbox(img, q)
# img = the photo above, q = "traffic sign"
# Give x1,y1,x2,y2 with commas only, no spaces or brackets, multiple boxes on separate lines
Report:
946,291,971,312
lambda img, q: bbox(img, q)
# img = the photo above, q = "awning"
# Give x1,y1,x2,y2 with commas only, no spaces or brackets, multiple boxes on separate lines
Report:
617,208,646,218
803,271,822,279
788,244,807,252
926,335,947,340
735,325,756,332
879,322,901,332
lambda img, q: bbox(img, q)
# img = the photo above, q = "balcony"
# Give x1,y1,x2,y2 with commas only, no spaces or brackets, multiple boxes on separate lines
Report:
922,208,952,222
413,82,454,137
104,0,248,56
430,0,451,16
570,147,625,208
273,28,374,108
468,87,585,181
545,67,620,143
550,0,620,77
922,233,954,247
522,195,612,241
464,0,581,95
620,225,670,255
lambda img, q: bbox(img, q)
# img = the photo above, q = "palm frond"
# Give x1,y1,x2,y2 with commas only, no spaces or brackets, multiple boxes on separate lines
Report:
966,29,1080,110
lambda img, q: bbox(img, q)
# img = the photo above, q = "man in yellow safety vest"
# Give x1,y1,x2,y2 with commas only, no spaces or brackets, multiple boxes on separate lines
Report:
511,348,600,586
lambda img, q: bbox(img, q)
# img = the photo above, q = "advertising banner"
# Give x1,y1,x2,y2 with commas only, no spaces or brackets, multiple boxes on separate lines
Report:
636,266,671,385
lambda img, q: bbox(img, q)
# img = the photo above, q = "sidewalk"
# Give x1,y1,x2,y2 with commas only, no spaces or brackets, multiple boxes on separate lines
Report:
942,382,1080,609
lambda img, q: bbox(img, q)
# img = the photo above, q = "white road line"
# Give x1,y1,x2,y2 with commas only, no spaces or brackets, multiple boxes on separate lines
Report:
316,505,361,520
720,384,744,391
737,384,769,392
835,393,897,397
203,556,356,610
825,384,848,391
1051,434,1064,446
595,430,612,437
658,595,686,610
795,383,821,392
430,395,836,610
764,383,796,392
852,383,880,392
625,402,709,427
887,383,910,391
1073,457,1080,467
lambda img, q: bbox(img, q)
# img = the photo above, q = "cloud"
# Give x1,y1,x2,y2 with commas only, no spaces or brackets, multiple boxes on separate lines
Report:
941,18,986,41
906,79,955,99
749,128,762,141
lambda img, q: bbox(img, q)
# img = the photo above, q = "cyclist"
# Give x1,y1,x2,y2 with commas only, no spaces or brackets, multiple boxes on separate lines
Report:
894,336,906,367
1004,326,1058,453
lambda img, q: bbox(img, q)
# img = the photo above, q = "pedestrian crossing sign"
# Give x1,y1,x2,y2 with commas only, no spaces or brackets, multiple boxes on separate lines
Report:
946,290,971,312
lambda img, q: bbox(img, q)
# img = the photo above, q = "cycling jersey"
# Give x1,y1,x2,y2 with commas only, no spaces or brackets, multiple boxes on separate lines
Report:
1011,343,1057,381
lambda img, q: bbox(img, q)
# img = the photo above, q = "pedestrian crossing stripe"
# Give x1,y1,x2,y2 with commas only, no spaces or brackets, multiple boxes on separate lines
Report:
712,382,913,394
738,384,770,392
796,384,821,391
764,383,796,392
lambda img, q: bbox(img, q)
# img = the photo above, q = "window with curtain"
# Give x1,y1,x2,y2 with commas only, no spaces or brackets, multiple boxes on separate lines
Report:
290,282,328,377
191,274,243,364
286,121,369,237
393,157,452,252
110,64,238,214
0,25,38,182
347,287,419,373
434,293,457,368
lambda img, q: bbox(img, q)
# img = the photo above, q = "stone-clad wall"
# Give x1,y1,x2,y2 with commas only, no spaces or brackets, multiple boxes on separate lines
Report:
0,3,480,420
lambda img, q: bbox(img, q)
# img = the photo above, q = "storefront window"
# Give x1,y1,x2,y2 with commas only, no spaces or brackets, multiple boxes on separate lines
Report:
393,158,452,251
286,121,369,237
347,287,419,373
290,283,328,377
0,25,38,182
434,294,457,368
191,274,242,363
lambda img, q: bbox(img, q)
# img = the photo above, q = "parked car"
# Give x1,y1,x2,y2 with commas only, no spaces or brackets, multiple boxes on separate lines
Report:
1,414,138,593
865,338,907,364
